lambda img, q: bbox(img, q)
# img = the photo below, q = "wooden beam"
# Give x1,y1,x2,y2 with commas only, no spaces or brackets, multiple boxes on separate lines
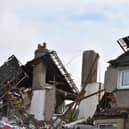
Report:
78,89,104,101
56,89,77,98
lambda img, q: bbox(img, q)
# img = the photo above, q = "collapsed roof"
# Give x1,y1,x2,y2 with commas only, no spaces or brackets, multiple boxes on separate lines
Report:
0,46,78,100
0,55,29,97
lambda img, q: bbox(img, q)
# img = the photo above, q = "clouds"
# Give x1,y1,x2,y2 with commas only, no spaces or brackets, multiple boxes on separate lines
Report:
0,0,129,87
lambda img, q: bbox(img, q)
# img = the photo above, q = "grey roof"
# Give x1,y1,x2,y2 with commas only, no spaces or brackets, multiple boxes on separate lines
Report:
108,51,129,67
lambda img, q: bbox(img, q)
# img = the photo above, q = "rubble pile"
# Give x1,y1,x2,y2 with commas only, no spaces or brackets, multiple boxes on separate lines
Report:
0,112,51,129
0,86,53,128
0,55,51,129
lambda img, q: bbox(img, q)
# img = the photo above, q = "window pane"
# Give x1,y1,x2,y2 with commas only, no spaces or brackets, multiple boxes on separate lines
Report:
121,71,129,86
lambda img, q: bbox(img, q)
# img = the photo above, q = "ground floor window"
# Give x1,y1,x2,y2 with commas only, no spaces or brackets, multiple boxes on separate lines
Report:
99,124,117,129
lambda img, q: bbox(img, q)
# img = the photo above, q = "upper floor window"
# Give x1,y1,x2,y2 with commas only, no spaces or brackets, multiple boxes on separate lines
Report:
118,70,129,89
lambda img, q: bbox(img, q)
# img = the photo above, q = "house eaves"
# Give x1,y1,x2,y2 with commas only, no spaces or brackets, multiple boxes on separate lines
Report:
108,51,129,67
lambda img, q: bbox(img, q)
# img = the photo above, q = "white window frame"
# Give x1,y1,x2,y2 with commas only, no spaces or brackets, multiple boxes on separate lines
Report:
118,69,129,89
99,122,118,129
99,123,117,129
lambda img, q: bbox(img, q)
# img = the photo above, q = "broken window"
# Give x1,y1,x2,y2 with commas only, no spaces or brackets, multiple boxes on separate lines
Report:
118,70,129,89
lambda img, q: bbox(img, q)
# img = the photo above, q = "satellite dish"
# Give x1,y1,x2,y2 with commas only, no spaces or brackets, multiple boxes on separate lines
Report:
117,36,129,52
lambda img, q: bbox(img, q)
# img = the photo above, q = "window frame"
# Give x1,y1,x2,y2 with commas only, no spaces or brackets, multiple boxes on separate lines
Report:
118,69,129,89
99,123,117,129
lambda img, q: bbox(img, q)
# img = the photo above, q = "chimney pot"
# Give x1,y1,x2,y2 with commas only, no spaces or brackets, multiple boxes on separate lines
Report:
35,42,48,58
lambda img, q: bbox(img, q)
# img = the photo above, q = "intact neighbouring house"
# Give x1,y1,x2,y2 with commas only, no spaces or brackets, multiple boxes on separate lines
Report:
94,50,129,129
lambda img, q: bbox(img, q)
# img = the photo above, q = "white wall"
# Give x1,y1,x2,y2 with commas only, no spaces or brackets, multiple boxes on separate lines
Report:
78,83,103,119
29,90,46,120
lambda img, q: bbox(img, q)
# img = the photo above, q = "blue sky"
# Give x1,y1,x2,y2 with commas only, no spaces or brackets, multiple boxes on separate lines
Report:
0,0,129,88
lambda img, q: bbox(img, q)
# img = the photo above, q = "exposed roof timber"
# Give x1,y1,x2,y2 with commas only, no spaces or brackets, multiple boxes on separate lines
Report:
56,89,78,100
43,53,77,93
49,51,79,94
78,89,104,102
0,55,29,98
26,51,79,95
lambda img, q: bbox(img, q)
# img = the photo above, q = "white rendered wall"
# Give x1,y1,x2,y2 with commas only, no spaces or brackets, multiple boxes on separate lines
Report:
78,83,103,119
29,90,46,120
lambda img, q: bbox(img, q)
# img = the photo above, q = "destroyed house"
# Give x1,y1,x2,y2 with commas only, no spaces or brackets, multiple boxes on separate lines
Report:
0,43,79,122
94,51,129,129
26,44,79,121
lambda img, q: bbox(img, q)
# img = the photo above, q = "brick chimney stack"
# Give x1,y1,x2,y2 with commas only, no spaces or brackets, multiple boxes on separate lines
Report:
81,50,99,88
35,42,48,58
